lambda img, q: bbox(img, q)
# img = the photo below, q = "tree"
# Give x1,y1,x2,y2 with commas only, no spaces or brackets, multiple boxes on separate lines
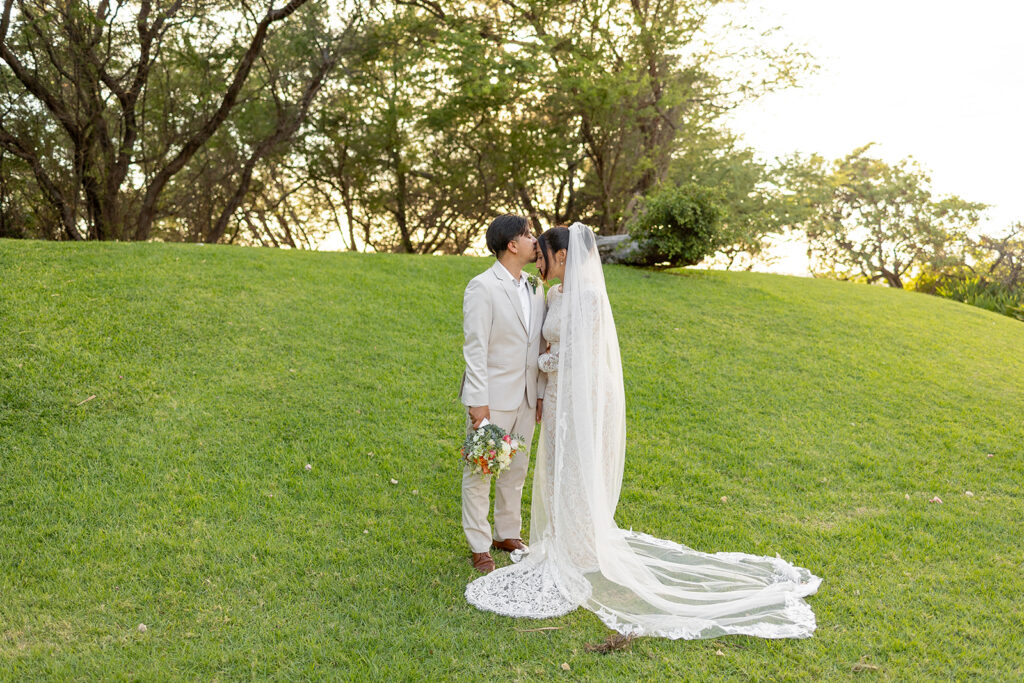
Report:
305,4,566,253
484,0,813,235
155,2,355,245
910,223,1024,322
0,0,318,240
783,145,987,288
972,224,1024,291
668,130,802,270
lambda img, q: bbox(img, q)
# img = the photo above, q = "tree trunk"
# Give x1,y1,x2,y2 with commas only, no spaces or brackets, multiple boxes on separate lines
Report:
516,182,543,232
879,268,903,288
388,141,414,253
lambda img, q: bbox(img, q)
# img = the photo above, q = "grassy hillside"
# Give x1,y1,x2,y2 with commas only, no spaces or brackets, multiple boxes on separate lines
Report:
1,239,1022,680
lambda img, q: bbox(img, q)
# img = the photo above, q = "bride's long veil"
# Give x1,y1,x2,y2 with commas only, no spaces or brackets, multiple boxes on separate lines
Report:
543,223,820,639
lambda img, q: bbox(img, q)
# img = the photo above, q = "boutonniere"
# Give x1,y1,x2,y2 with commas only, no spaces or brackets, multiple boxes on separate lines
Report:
526,274,540,295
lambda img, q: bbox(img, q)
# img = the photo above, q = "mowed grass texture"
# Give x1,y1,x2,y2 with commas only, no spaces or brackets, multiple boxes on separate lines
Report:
1,239,1022,680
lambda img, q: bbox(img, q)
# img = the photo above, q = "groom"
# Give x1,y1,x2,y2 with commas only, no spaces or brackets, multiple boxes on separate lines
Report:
459,214,547,574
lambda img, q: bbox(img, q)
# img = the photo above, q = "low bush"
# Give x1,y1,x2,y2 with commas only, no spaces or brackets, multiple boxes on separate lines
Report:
911,268,1024,322
626,183,723,266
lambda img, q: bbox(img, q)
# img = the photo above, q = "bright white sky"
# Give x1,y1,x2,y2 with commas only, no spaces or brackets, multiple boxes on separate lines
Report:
720,0,1024,274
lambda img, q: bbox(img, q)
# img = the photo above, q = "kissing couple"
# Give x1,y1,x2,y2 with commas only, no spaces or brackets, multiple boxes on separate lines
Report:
458,215,821,640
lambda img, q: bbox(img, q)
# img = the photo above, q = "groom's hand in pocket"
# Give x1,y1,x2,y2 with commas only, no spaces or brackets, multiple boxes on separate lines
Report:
469,405,490,429
535,399,543,424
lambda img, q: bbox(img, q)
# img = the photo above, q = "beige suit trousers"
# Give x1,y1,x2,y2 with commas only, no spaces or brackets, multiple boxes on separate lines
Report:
461,394,537,553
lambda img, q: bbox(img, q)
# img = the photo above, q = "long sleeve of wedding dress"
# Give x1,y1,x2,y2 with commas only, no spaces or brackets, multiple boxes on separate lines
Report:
465,224,821,640
537,352,558,373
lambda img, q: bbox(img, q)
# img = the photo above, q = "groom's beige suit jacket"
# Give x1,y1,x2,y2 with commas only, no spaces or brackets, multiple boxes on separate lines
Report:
460,261,547,411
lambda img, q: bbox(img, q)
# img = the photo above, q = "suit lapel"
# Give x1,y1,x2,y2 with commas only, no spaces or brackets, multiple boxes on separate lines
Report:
491,262,528,333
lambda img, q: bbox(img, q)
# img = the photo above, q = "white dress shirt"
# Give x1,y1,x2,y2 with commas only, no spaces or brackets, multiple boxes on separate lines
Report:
499,262,531,335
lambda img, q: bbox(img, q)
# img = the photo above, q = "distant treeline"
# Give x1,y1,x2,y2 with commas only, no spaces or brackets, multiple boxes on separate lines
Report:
1,1,1020,319
0,0,810,254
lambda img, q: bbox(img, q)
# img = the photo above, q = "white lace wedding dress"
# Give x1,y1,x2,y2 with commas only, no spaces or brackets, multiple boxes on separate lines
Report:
465,223,821,640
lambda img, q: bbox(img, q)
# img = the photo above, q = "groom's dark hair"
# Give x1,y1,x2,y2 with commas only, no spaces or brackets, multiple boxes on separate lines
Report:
486,214,532,257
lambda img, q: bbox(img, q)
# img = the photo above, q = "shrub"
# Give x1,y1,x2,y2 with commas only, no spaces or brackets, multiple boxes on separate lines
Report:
627,183,723,266
911,268,1024,322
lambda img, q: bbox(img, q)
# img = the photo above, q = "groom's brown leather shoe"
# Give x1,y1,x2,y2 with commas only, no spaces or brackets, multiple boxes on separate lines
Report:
491,538,527,553
471,552,495,574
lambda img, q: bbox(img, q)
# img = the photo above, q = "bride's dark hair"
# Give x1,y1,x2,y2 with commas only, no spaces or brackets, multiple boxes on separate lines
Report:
537,226,570,280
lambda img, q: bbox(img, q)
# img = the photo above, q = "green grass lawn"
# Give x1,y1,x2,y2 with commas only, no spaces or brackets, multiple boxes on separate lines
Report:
1,239,1022,680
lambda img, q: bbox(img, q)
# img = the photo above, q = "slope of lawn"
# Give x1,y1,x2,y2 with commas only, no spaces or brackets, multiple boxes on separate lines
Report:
1,239,1022,680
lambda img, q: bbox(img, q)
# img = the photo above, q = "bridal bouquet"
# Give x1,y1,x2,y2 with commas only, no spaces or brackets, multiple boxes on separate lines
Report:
460,420,524,478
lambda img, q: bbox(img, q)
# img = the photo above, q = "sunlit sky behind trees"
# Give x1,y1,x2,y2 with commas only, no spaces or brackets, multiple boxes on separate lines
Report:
722,1,1024,275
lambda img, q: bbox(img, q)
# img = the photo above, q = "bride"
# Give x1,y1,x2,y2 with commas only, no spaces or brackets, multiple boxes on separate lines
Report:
465,222,821,640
